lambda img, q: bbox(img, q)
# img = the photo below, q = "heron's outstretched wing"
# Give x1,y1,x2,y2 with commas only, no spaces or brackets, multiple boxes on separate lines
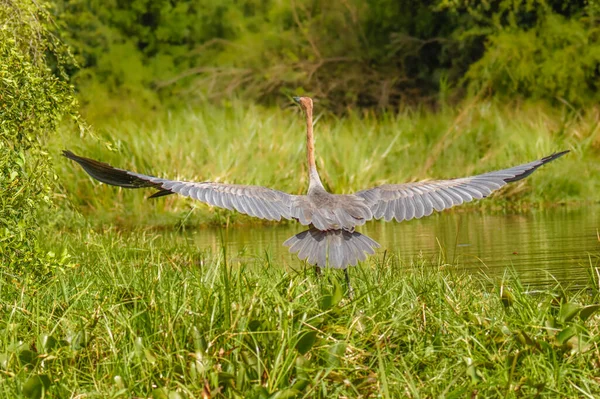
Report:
63,150,294,221
354,151,569,223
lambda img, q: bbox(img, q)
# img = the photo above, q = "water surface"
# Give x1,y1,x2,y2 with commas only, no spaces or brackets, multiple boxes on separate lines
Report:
166,205,599,287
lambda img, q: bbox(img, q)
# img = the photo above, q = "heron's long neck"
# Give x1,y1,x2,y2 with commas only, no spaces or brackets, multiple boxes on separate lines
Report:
305,107,324,190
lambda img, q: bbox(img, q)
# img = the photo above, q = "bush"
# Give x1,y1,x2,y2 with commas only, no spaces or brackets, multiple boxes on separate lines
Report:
0,0,78,278
456,4,600,105
55,0,600,112
56,0,479,113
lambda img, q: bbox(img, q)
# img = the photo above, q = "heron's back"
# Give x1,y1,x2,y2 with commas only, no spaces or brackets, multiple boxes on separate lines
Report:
291,188,373,231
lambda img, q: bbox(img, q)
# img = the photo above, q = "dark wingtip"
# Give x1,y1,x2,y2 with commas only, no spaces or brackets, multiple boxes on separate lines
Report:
63,149,173,197
541,150,570,163
62,149,108,168
503,150,570,183
62,149,92,166
63,150,92,165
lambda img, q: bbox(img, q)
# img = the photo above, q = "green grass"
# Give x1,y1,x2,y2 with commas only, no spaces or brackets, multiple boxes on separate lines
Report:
49,100,599,230
2,228,600,398
5,100,597,397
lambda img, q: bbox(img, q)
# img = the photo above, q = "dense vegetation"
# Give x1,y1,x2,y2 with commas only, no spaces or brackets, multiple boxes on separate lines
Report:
0,0,79,277
1,0,599,397
57,0,600,113
2,231,600,398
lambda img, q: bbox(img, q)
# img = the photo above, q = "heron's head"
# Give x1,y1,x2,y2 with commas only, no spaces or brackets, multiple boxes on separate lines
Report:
293,96,313,112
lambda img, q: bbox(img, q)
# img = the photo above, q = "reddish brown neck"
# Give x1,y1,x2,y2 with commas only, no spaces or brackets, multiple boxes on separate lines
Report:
305,104,323,190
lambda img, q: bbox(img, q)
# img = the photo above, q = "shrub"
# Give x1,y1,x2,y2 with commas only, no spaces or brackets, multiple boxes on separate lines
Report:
459,5,600,105
56,0,480,113
0,0,78,277
57,0,600,112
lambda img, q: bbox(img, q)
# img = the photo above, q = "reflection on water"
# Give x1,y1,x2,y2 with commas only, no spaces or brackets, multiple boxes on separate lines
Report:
164,205,599,287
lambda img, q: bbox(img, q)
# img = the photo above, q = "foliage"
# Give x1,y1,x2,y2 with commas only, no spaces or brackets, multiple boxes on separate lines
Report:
1,229,599,397
442,1,600,105
54,0,600,112
0,0,78,277
59,0,461,112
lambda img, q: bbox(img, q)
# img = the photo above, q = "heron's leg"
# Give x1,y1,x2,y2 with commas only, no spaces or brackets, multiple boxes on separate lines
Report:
344,268,354,300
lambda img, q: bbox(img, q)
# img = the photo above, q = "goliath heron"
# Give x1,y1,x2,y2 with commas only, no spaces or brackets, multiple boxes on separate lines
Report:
64,97,568,290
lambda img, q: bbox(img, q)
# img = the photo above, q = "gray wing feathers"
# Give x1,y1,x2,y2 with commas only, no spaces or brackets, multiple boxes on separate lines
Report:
283,228,380,269
356,151,568,223
63,150,294,222
142,175,294,221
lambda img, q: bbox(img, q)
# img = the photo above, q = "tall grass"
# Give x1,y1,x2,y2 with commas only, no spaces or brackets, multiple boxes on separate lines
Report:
50,100,598,230
5,100,597,397
2,228,600,398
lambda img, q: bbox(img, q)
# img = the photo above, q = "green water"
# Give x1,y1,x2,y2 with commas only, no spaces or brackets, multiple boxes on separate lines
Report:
164,205,599,287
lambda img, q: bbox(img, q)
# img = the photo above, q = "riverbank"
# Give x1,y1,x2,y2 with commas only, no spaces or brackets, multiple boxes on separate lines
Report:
5,100,596,397
2,229,599,397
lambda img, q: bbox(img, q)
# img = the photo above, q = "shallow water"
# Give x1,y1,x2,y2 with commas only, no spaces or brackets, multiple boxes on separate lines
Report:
166,205,599,287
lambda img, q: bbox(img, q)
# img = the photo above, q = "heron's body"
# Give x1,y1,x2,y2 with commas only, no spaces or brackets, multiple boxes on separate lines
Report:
64,96,568,271
293,188,372,230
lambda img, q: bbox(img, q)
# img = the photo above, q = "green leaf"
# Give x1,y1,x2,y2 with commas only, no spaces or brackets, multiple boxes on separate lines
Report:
8,341,29,353
295,331,317,355
249,386,269,399
545,316,556,330
269,388,301,399
39,335,57,353
291,378,309,392
557,326,578,345
311,317,325,328
71,328,88,351
500,286,514,308
248,320,262,331
466,363,480,383
326,342,346,368
153,387,188,399
218,372,236,388
332,280,343,306
295,355,309,380
559,302,581,323
18,350,38,367
321,294,334,311
144,349,157,364
22,374,51,399
134,336,144,358
241,350,258,366
152,388,169,399
579,304,600,321
0,353,9,370
192,326,207,352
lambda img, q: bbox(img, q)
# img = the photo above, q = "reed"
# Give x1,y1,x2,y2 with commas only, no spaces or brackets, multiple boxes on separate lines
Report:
2,227,599,398
49,100,597,230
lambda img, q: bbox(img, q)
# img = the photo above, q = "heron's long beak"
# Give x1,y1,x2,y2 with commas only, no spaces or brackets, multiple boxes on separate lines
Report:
292,96,301,104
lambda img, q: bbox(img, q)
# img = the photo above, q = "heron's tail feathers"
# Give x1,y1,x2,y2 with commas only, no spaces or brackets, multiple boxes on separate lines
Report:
283,228,380,269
